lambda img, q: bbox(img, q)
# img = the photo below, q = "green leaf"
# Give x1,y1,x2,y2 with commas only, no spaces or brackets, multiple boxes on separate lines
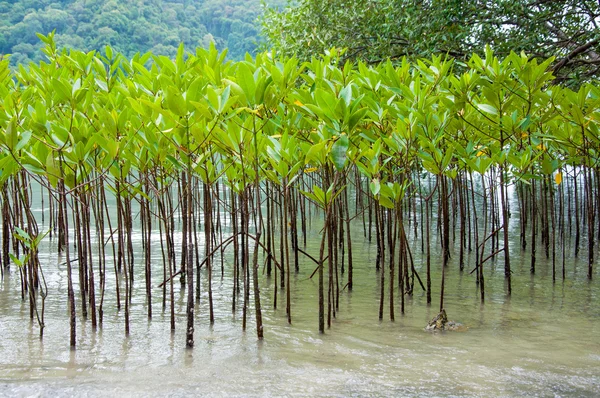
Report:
5,118,17,151
331,134,349,171
306,140,327,165
370,179,381,196
52,78,72,103
165,86,187,117
15,130,32,151
14,226,31,242
9,253,23,267
477,104,498,115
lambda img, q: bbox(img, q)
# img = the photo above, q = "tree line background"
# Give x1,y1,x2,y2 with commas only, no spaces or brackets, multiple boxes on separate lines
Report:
261,0,599,86
0,0,286,64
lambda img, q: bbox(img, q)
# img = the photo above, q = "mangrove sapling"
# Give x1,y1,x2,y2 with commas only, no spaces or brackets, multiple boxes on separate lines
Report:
72,183,87,320
334,200,341,312
343,183,353,291
499,162,512,295
271,191,278,310
284,179,291,323
458,174,467,271
441,175,451,268
375,197,382,272
204,182,215,325
517,181,527,251
567,171,572,239
586,166,594,279
300,179,308,248
2,186,10,271
596,170,600,256
214,180,224,280
193,181,201,302
397,211,405,314
157,199,168,311
11,225,48,337
184,170,194,348
81,186,98,329
59,158,76,348
478,174,488,302
116,178,130,336
377,203,386,320
92,177,106,325
252,119,264,339
142,172,153,318
543,177,550,259
423,176,438,305
175,175,185,289
241,190,249,331
549,174,557,282
278,185,285,290
231,191,240,311
468,173,480,287
265,182,272,277
389,207,396,321
531,180,537,274
558,169,566,280
574,167,580,257
328,190,335,327
291,187,300,273
124,187,135,295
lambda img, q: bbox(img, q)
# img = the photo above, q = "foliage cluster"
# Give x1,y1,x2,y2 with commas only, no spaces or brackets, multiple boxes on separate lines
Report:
261,0,600,85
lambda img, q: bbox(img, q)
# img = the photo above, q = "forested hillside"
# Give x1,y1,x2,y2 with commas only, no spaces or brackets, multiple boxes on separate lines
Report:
0,0,285,64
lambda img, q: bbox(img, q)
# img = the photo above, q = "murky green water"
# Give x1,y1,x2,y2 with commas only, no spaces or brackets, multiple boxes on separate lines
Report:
1,193,599,397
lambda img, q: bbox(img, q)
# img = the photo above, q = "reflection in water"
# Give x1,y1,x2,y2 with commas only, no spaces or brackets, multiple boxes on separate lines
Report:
0,197,599,397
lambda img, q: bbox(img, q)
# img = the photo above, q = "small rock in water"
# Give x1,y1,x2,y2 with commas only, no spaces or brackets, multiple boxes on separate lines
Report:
425,309,466,332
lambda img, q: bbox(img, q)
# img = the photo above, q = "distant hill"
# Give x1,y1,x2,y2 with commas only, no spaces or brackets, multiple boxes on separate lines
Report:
0,0,286,64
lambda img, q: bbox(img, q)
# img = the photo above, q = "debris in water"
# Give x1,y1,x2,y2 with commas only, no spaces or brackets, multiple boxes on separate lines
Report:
425,309,466,331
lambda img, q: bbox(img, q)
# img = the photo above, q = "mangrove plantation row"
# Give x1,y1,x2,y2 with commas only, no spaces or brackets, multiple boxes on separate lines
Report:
0,34,599,348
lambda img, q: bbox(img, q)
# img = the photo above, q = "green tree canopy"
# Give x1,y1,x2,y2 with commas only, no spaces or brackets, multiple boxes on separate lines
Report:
261,0,600,85
0,0,287,64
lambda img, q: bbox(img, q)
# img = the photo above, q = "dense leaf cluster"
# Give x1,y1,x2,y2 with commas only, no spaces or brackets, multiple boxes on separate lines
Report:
0,40,598,207
261,0,600,86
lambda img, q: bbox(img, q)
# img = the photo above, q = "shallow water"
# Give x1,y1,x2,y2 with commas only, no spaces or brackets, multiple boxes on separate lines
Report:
0,195,599,397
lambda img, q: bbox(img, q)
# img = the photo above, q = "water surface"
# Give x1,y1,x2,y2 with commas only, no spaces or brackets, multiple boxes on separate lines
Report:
0,198,599,397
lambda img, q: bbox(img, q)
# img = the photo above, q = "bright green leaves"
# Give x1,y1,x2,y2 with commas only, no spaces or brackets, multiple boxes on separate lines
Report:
294,81,367,135
206,85,232,115
266,132,303,189
10,226,50,268
369,178,410,209
301,183,342,209
378,180,411,209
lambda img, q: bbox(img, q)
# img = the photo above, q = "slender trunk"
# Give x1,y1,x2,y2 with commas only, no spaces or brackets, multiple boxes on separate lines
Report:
500,164,512,295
